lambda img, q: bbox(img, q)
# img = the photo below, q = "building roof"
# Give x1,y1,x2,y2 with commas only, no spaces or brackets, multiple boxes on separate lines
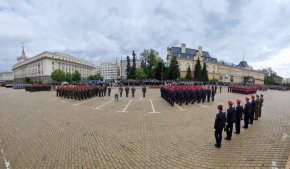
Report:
169,47,217,62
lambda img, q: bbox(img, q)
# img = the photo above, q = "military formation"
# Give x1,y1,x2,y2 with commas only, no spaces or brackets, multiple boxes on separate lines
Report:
228,85,257,94
56,85,147,101
56,85,108,100
160,85,216,106
25,84,51,92
214,94,264,148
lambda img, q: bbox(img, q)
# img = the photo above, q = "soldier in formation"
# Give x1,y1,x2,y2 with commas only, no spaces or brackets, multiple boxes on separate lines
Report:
160,85,214,106
250,95,256,124
235,99,243,134
107,86,111,97
142,86,147,97
125,86,130,97
214,104,226,148
243,97,251,129
225,101,235,141
131,86,136,97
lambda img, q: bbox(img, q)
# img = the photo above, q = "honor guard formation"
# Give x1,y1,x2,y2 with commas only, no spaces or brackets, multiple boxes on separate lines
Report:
160,85,216,106
214,94,264,148
25,84,51,92
56,85,108,100
228,85,268,94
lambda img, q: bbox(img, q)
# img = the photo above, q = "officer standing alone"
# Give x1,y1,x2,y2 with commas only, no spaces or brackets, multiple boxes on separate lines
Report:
142,85,146,97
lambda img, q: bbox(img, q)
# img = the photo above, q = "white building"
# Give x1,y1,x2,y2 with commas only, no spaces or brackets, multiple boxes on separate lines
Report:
120,58,141,79
0,72,14,85
96,62,119,80
12,48,96,83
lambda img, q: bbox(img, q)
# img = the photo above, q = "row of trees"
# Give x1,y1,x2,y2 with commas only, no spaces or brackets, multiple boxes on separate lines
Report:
51,70,81,83
127,49,209,82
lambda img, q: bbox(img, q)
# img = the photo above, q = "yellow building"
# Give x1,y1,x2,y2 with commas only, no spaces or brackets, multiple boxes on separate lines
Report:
166,43,264,84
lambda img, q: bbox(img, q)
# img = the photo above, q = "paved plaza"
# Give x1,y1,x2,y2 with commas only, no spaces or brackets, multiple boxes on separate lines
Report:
0,87,289,169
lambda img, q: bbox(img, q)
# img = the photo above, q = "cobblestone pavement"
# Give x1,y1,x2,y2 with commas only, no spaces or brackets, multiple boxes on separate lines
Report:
0,87,289,169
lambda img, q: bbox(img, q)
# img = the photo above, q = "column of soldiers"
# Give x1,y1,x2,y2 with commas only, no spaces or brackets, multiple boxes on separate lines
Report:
214,94,264,148
25,84,51,92
228,85,257,95
160,85,216,106
56,85,107,100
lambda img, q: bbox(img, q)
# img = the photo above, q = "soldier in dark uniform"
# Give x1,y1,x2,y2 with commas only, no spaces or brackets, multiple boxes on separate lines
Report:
250,95,256,124
184,88,190,105
107,86,111,97
211,88,215,101
206,88,211,102
235,99,244,134
255,95,261,120
131,86,136,97
259,94,264,117
142,86,146,97
214,104,226,148
177,88,183,106
243,97,250,129
103,85,107,96
225,101,235,141
119,86,123,97
215,85,217,93
197,89,202,103
125,86,130,97
219,85,222,93
202,89,206,103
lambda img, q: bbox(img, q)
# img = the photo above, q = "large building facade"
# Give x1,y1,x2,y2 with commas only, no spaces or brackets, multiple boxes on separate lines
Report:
119,58,141,79
12,48,96,83
167,43,264,84
96,62,119,81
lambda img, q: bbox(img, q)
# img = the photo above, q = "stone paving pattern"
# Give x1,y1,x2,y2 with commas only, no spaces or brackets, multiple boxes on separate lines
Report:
0,87,289,169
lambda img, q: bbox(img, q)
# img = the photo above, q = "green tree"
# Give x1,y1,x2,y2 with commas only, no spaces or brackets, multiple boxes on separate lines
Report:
155,61,163,80
25,77,32,84
51,69,66,82
126,55,131,79
135,68,146,79
168,56,180,80
72,70,81,82
185,66,193,81
194,58,202,81
131,50,136,79
88,73,103,80
140,49,162,78
201,62,209,82
65,72,72,83
141,59,146,68
163,66,169,81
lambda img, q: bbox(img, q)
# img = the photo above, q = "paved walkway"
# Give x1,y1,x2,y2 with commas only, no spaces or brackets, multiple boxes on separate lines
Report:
0,87,289,168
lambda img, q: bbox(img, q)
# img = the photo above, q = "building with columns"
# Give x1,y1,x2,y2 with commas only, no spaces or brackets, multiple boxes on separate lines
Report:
167,43,264,84
12,47,96,83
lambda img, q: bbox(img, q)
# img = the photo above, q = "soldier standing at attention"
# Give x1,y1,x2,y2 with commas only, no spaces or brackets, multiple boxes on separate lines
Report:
235,99,244,134
250,95,256,124
219,85,222,93
131,86,136,97
114,88,119,101
259,94,264,117
225,101,235,141
211,88,215,101
215,85,217,93
119,85,123,97
255,95,261,120
125,86,130,97
243,97,251,129
142,86,146,97
207,88,211,102
214,104,226,148
107,86,111,97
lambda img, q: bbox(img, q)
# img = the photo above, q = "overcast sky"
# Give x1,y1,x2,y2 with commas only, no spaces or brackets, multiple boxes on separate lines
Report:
1,0,290,78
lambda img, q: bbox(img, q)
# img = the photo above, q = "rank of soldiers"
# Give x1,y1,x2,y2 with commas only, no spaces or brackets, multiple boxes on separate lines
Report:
160,85,216,106
56,85,108,100
228,85,258,94
25,84,51,92
214,94,264,148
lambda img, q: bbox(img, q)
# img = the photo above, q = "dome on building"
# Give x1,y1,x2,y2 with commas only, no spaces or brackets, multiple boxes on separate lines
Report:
238,61,249,68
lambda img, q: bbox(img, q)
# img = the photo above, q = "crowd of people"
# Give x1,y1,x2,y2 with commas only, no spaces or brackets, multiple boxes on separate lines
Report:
214,94,264,148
